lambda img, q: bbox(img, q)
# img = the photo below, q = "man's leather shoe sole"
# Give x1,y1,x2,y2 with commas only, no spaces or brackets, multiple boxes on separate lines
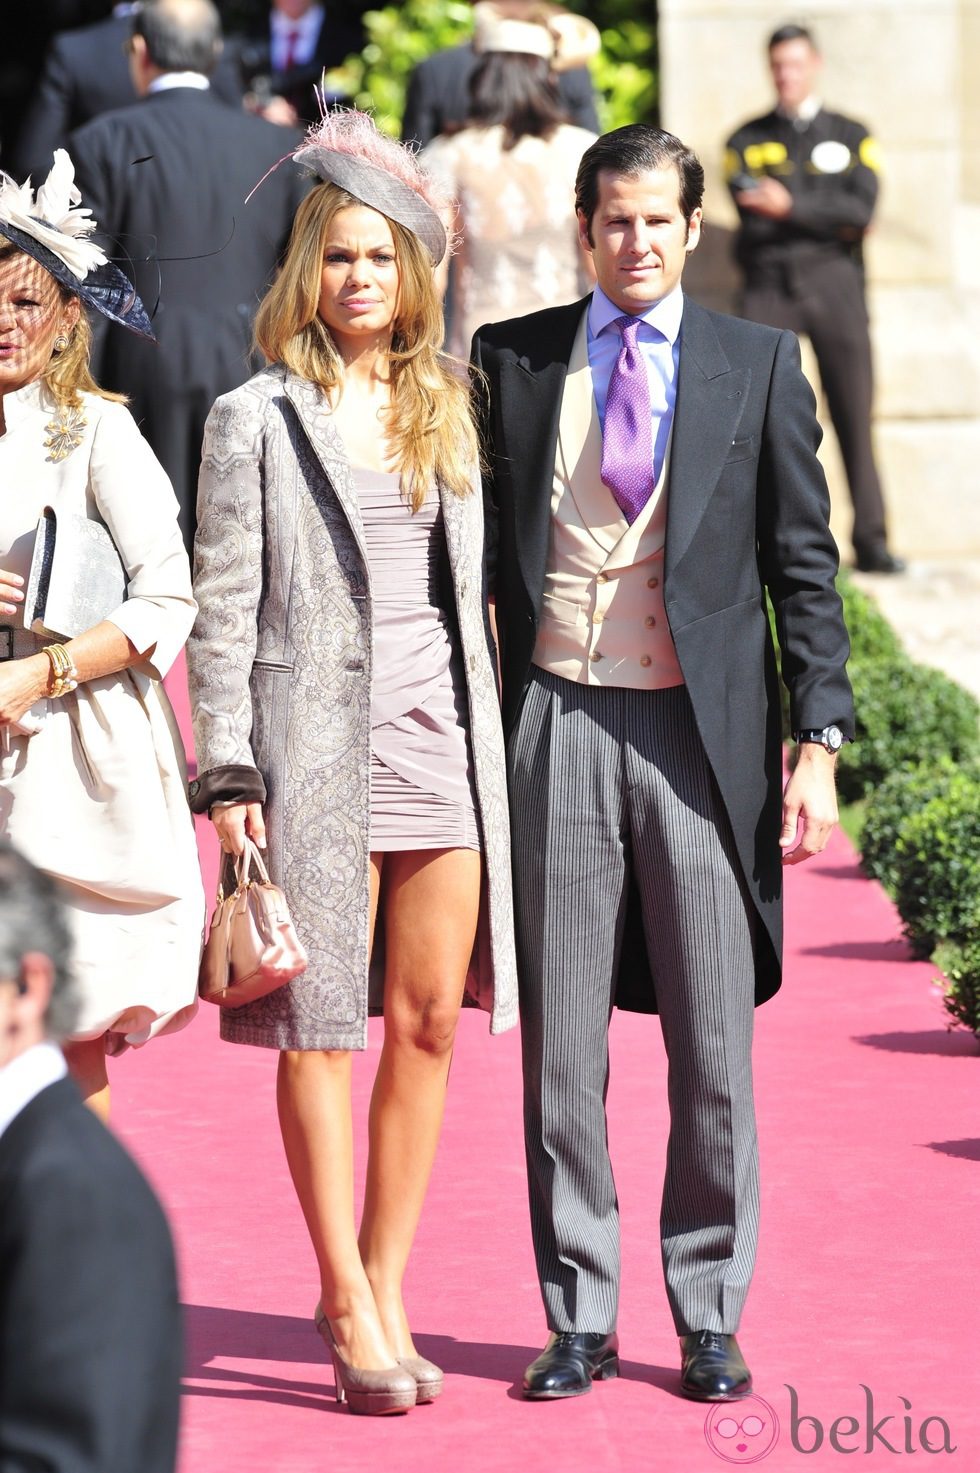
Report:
523,1332,620,1400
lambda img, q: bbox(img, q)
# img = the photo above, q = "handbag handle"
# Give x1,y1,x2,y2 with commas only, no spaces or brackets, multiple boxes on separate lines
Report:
215,837,271,903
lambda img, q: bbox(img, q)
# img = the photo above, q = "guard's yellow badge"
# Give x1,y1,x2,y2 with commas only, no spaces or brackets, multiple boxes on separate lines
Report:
744,140,790,173
859,135,883,173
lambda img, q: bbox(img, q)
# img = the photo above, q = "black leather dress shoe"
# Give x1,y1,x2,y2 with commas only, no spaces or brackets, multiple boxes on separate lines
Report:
679,1331,752,1401
523,1332,620,1400
855,548,907,574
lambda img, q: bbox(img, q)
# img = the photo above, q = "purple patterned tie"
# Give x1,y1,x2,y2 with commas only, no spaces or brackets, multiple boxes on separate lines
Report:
600,314,653,525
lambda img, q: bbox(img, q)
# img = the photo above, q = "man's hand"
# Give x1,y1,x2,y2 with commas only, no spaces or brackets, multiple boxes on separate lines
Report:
780,744,839,864
735,177,793,219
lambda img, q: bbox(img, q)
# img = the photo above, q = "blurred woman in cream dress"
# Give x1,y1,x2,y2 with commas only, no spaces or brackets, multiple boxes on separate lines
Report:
422,7,598,358
0,152,203,1117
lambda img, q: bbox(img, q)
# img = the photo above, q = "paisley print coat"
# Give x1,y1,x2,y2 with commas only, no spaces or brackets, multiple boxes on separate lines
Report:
186,365,518,1049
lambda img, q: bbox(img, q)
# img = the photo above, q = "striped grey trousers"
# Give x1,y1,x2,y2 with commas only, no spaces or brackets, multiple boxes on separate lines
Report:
509,669,759,1337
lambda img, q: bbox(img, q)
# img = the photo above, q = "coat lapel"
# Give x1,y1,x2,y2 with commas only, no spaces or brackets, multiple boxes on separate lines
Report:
558,312,626,554
499,300,586,610
665,300,749,577
282,373,368,565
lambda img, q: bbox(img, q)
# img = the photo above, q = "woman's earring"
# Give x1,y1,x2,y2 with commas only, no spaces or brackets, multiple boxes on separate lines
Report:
53,332,71,353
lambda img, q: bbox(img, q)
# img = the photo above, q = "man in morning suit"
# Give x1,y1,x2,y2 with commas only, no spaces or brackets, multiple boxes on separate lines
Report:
69,0,307,550
725,23,903,575
0,844,181,1473
472,125,853,1402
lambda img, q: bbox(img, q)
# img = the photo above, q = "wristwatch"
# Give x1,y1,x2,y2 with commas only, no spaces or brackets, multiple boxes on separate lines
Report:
794,725,845,753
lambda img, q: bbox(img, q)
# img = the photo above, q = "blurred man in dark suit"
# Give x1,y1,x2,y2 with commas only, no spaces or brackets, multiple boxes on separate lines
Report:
10,1,244,182
239,0,363,126
69,0,307,548
0,843,181,1473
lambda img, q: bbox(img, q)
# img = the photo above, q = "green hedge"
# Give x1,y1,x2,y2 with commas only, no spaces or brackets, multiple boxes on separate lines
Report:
773,570,980,1035
934,939,980,1036
860,756,966,893
836,657,980,803
887,768,980,960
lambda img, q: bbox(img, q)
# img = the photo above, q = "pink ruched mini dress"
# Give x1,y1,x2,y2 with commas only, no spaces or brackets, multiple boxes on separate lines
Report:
353,467,480,853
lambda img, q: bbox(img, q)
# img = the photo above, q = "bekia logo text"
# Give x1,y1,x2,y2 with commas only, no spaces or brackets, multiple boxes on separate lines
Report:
788,1385,956,1455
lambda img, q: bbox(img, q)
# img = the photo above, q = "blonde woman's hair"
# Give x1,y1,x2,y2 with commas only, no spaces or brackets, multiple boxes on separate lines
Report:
254,182,478,510
0,239,126,409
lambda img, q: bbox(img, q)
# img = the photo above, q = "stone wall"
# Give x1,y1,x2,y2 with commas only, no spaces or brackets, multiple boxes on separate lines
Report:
659,0,980,558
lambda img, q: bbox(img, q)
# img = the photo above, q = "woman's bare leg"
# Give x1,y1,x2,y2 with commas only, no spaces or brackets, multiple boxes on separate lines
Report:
276,856,396,1370
63,1035,110,1120
358,847,481,1356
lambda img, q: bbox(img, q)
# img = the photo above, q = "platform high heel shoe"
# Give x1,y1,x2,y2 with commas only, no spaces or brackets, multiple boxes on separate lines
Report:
396,1353,444,1404
314,1304,417,1416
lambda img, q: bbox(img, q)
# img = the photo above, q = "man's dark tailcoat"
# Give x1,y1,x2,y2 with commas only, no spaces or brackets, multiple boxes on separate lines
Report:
473,295,854,1013
10,14,244,182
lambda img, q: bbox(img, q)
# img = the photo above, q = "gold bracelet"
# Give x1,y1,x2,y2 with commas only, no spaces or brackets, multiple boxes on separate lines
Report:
42,644,79,698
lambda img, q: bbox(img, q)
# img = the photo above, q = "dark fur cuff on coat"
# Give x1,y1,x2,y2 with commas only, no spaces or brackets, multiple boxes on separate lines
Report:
188,765,268,814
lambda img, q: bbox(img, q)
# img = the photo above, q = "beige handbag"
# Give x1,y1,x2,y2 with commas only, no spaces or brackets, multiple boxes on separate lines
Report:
198,838,307,1007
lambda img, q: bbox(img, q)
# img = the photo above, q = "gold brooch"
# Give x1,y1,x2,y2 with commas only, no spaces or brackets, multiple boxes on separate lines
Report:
44,406,88,463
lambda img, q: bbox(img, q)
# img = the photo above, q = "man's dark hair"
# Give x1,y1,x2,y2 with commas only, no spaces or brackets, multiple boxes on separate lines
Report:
133,0,222,76
768,22,818,50
575,125,704,235
463,53,569,150
0,843,77,1042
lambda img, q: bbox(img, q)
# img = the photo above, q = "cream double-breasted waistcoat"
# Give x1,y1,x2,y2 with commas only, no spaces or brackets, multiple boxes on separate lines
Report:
532,313,685,690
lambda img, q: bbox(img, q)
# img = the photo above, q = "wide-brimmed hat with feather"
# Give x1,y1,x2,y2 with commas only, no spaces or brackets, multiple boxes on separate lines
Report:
251,106,452,266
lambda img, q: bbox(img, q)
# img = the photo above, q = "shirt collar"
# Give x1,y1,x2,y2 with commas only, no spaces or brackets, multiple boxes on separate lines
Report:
270,5,324,41
588,283,684,346
776,94,822,124
147,72,211,93
0,1042,67,1141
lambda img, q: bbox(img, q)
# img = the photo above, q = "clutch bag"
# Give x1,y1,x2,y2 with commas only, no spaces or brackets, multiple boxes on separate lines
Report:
198,838,308,1008
23,504,128,640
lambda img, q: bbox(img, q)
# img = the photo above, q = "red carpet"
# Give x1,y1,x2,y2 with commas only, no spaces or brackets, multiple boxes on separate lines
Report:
107,664,979,1470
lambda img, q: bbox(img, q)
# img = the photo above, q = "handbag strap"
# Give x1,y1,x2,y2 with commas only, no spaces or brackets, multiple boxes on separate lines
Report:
240,836,272,887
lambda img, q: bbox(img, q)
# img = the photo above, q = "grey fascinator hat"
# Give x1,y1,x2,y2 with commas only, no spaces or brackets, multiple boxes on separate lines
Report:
252,106,451,265
0,149,154,339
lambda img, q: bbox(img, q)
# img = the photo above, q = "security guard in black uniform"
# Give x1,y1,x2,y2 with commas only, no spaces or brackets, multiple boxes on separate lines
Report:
725,23,904,573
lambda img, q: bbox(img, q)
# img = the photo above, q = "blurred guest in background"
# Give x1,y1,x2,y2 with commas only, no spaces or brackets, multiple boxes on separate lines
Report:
239,0,363,126
403,0,599,147
423,9,597,358
10,1,243,183
0,151,203,1117
725,23,904,574
69,0,308,549
0,843,181,1473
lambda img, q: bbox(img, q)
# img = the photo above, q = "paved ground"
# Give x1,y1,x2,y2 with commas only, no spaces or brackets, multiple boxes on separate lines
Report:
850,558,980,700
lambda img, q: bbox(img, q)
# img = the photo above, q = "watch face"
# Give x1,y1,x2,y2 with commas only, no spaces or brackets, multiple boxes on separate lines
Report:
826,725,844,751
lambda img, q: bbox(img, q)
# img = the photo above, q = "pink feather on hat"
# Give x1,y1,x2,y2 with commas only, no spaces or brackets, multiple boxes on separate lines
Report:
298,105,453,219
